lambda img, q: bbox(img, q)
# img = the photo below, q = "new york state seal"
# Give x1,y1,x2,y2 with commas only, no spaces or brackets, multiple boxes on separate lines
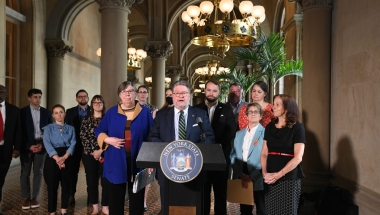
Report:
160,140,203,183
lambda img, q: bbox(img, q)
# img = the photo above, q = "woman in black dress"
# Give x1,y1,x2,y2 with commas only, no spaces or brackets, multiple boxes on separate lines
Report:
260,94,305,215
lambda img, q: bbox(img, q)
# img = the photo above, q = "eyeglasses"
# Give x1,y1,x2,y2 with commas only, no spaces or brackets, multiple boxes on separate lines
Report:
77,96,88,99
173,92,189,97
247,110,260,115
92,102,103,106
138,91,148,94
120,90,135,95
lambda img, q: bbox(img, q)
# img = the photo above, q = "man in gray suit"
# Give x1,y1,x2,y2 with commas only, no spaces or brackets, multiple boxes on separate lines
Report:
227,83,248,129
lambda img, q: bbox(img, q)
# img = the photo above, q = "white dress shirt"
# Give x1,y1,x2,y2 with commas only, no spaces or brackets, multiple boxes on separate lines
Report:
205,101,218,122
242,124,259,162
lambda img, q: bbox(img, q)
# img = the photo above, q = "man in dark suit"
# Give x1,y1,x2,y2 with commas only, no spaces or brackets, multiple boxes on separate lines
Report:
148,80,215,215
195,80,236,215
20,89,53,210
0,85,21,212
64,89,90,205
228,82,248,127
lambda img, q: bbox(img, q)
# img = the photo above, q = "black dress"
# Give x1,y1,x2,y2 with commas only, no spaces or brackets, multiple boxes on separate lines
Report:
263,122,305,215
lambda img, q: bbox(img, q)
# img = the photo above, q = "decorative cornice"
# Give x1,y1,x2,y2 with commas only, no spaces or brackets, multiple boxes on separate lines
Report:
289,0,333,11
144,41,173,59
166,65,183,77
45,40,73,59
95,0,137,11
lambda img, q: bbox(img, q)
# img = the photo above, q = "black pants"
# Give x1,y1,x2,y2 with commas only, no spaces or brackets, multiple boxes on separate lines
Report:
240,163,266,215
104,178,126,215
204,164,229,215
126,154,145,215
0,146,10,203
43,147,73,213
70,143,82,197
82,153,108,206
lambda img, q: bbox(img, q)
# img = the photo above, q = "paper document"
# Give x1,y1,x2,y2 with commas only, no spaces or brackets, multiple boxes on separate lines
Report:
133,169,156,193
227,179,254,205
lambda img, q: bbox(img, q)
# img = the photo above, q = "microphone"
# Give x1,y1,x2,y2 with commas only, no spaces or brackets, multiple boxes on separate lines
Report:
196,117,205,133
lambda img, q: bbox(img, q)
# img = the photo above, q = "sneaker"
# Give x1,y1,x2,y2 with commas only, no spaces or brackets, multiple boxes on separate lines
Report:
30,198,40,208
21,198,31,210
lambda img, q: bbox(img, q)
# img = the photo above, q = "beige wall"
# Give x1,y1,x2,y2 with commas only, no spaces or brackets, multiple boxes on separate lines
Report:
69,2,101,63
63,2,101,108
331,0,380,213
34,0,48,108
62,56,100,108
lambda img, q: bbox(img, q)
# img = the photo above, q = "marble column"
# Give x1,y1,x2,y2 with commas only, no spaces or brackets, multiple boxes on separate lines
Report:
247,64,253,103
45,40,73,109
144,41,173,109
96,0,135,106
294,10,303,110
296,0,333,190
166,65,183,86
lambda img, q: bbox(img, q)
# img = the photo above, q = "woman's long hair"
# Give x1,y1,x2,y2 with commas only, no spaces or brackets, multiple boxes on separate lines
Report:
272,94,301,128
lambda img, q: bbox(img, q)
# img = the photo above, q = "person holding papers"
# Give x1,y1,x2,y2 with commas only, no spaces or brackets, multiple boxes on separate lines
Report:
231,103,266,215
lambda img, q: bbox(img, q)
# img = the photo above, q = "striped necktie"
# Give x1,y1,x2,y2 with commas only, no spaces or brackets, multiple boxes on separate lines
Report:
178,110,186,140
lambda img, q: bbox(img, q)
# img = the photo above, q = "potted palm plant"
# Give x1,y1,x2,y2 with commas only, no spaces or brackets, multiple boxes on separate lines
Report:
228,33,303,102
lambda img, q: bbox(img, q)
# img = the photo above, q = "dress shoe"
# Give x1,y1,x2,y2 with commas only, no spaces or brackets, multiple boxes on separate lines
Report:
144,207,148,212
30,198,40,208
21,198,31,210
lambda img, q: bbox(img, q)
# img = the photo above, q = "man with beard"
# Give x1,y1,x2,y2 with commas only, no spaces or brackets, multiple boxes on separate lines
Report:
0,85,21,212
228,83,248,128
195,80,236,215
64,89,90,205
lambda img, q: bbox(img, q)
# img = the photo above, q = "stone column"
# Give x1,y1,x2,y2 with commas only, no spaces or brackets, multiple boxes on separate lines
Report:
294,7,303,109
135,59,146,87
144,41,173,109
247,64,253,103
297,0,333,190
166,65,183,86
45,40,73,109
96,0,134,106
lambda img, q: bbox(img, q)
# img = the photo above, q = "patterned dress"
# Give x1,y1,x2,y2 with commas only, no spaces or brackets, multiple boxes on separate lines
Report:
238,103,274,129
141,103,158,115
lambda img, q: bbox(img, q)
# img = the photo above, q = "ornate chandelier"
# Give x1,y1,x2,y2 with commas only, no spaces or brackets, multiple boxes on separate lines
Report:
96,40,147,71
181,0,266,52
195,60,230,77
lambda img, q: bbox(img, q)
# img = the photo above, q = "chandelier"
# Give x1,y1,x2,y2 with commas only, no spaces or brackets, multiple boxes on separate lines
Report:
96,40,147,71
145,77,172,88
195,60,230,77
181,0,266,52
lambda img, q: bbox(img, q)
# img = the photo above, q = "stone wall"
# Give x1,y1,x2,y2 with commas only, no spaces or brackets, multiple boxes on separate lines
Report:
331,0,380,213
62,2,101,108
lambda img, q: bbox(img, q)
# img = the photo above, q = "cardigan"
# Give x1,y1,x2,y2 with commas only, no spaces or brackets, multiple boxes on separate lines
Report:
95,103,153,184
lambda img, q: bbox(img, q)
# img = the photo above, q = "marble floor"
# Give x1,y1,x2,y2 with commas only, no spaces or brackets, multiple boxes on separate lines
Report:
1,164,242,215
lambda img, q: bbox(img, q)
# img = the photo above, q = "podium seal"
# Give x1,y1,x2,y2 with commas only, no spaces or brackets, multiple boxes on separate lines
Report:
160,140,203,183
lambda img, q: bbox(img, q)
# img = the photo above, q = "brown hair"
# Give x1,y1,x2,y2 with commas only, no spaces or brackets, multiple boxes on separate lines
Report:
272,94,301,128
205,80,220,91
90,95,106,117
160,88,173,110
52,104,65,113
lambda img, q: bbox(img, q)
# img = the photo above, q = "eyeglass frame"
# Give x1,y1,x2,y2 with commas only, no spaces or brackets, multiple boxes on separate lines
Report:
172,91,190,97
120,90,135,95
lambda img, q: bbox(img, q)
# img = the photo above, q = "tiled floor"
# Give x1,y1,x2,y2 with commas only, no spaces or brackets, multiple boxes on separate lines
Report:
1,164,241,214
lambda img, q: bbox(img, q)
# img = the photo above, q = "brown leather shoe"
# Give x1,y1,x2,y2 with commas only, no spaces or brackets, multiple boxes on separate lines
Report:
21,198,31,210
30,198,40,208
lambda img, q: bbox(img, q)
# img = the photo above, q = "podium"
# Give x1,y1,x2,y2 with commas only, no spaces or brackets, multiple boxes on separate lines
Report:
136,142,226,215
